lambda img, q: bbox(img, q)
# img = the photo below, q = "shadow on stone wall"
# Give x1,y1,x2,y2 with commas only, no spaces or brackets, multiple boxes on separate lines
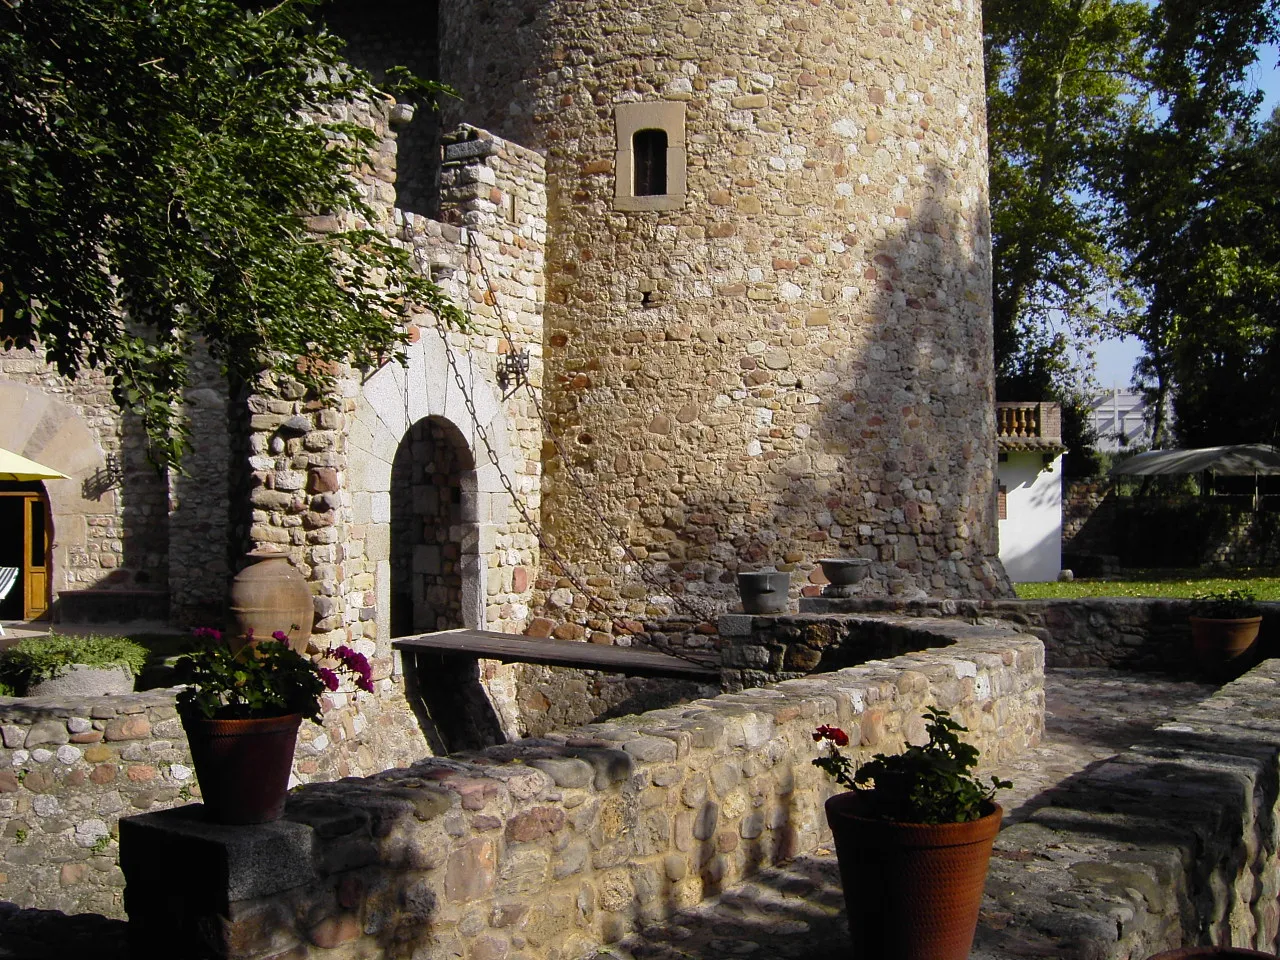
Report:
663,160,1006,607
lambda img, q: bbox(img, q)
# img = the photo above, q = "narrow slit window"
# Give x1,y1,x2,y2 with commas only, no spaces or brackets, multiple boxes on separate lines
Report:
633,129,668,196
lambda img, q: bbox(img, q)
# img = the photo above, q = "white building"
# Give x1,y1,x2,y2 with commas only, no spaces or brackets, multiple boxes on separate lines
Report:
996,403,1066,583
1088,389,1160,452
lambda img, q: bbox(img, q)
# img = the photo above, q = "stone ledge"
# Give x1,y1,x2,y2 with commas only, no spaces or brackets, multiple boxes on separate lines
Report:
976,659,1280,957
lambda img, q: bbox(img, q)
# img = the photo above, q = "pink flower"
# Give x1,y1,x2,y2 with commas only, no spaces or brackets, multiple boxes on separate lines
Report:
317,667,340,692
271,630,290,643
356,676,374,693
191,627,222,642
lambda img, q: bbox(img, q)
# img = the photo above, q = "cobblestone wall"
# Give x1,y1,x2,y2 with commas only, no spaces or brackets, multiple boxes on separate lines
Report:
799,595,1280,673
120,629,1044,960
436,0,1009,627
980,659,1280,956
0,358,171,610
0,669,428,918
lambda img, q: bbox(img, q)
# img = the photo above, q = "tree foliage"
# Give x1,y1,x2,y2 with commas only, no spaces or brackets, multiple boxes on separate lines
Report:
0,0,464,469
1110,1,1280,447
985,0,1148,473
987,0,1280,460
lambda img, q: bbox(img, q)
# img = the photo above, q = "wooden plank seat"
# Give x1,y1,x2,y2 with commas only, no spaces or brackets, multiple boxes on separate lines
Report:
393,629,719,681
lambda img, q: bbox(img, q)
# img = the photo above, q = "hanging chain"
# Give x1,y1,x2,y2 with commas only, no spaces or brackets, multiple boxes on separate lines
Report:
463,232,718,624
405,221,713,663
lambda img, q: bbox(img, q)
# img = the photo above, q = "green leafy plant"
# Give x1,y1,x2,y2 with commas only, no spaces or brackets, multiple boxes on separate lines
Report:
0,633,149,695
0,0,466,468
90,834,111,853
813,707,1011,824
1191,589,1260,619
175,628,372,723
13,828,27,844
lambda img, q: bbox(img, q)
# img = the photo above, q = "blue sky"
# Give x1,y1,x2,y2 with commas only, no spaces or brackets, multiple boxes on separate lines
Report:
1091,40,1279,388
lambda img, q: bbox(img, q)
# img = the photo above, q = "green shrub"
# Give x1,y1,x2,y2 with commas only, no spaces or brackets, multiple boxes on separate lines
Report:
0,633,149,695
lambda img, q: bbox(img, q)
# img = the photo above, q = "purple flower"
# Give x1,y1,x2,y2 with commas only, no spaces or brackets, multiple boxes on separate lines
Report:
271,630,290,643
191,627,222,642
317,667,340,692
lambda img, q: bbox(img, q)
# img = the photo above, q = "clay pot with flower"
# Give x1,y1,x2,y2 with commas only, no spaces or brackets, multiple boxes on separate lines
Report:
813,707,1011,960
175,627,374,824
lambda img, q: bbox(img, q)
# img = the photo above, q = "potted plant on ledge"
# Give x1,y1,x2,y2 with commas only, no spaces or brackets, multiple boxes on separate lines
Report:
176,627,373,824
813,707,1011,960
1188,589,1262,675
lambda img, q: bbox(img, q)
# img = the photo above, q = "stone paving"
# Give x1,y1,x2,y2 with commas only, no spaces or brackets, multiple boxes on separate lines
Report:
0,670,1216,960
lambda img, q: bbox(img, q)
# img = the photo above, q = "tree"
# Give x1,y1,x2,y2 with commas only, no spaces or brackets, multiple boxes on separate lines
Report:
984,0,1148,472
1109,1,1280,448
0,0,463,469
986,0,1280,461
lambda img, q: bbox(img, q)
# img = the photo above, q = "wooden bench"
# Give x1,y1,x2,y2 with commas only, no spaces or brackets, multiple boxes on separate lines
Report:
393,629,720,681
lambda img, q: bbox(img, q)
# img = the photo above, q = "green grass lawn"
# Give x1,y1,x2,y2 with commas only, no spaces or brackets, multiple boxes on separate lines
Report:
1015,570,1280,601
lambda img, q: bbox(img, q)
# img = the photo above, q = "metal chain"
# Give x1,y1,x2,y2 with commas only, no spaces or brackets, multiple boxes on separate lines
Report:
426,317,712,666
463,232,718,624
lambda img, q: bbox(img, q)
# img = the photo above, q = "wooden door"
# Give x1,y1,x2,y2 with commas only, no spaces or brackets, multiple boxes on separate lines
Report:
22,494,49,620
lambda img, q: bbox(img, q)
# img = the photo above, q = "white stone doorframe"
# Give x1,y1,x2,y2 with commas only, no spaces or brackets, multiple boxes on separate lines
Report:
349,335,514,644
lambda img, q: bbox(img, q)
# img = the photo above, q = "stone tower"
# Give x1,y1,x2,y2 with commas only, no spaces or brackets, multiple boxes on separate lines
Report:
437,0,1009,614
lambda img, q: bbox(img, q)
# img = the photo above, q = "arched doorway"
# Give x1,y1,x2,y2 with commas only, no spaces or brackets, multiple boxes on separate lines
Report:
389,416,480,637
0,482,51,621
390,416,502,752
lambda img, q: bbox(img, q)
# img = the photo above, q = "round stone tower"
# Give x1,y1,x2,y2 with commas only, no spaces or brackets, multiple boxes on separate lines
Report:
438,0,1009,615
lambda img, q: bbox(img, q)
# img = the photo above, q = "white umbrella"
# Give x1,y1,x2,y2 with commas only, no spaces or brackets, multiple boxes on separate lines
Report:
1109,444,1280,477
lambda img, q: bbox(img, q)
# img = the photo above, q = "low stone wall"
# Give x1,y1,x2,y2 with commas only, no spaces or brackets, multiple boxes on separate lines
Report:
0,668,428,918
119,629,1045,960
719,611,1028,690
800,595,1280,673
978,659,1280,957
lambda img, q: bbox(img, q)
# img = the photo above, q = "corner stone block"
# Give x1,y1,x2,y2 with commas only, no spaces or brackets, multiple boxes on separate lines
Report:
120,806,317,958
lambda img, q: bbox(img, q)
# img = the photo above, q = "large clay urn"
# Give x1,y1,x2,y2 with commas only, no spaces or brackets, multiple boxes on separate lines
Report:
228,548,313,653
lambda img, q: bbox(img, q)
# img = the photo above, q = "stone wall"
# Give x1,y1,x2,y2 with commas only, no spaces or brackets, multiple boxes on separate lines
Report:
0,360,172,614
437,0,1009,624
119,628,1045,960
0,667,428,918
1063,481,1280,570
979,659,1280,956
799,594,1280,674
719,611,1028,691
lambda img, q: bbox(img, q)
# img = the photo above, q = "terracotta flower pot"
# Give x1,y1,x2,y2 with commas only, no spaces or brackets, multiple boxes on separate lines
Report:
229,548,314,653
180,712,302,824
1146,949,1276,958
825,791,1003,960
1190,616,1262,668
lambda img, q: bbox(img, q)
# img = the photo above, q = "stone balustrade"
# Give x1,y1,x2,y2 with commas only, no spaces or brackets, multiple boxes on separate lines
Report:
119,628,1045,960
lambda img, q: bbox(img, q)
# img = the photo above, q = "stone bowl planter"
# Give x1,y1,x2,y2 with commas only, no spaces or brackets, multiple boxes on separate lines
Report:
737,571,790,615
818,557,872,586
28,664,135,697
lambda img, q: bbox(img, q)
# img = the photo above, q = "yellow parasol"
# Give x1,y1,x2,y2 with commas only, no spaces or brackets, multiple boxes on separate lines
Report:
0,448,70,482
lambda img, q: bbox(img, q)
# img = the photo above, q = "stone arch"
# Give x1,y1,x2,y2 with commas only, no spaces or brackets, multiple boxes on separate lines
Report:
0,381,114,601
389,416,477,637
350,334,515,643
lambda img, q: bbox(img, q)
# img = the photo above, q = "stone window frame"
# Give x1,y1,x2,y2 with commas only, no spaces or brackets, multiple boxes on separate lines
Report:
614,102,686,212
